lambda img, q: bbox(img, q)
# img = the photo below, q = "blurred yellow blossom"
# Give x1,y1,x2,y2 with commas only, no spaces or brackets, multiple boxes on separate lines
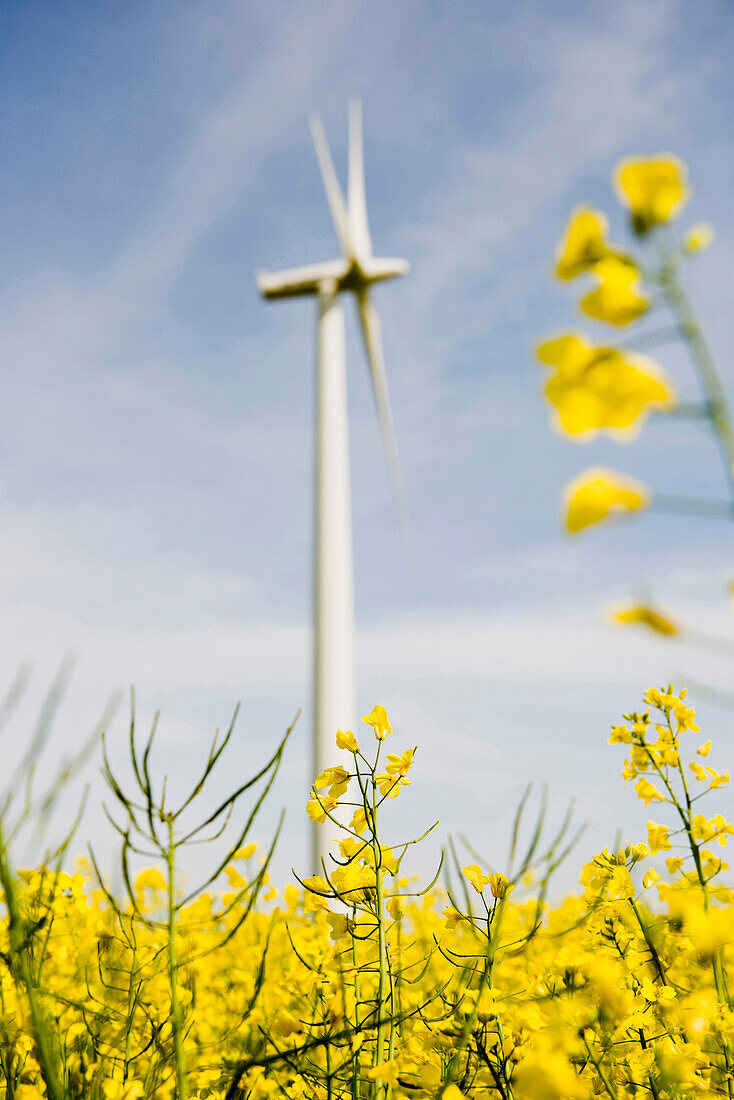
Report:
554,207,614,280
386,895,407,921
647,821,672,852
612,604,678,636
564,467,649,533
367,1061,399,1087
513,1050,590,1100
537,334,673,438
708,767,729,789
135,869,167,893
636,778,665,805
615,154,689,233
684,222,713,253
233,842,258,860
442,905,464,929
580,257,649,326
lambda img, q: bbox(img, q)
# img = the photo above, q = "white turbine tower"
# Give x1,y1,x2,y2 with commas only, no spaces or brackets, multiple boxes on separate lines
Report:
257,101,409,873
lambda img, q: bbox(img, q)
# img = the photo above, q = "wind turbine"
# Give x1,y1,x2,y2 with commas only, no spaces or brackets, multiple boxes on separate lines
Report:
256,101,409,873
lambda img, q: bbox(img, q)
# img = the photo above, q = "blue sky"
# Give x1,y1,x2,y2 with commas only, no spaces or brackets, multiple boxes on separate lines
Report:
1,0,734,888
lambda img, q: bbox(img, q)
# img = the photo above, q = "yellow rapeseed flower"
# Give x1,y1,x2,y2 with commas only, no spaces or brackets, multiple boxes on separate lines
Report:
135,869,167,893
375,770,405,798
233,842,258,860
314,764,350,798
361,704,392,740
564,468,649,534
442,905,464,929
462,864,491,894
306,794,338,823
612,604,678,636
513,1050,589,1100
684,222,713,253
350,806,368,834
366,1061,399,1087
386,895,407,921
555,207,614,280
302,875,331,896
707,767,729,789
336,728,360,753
580,257,649,326
487,872,513,900
537,334,673,438
376,748,415,798
636,778,665,805
647,821,672,852
615,155,689,234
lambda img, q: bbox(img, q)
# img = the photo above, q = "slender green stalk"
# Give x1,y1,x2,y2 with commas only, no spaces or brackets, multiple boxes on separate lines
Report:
122,930,138,1082
651,493,734,519
439,899,514,1100
166,817,188,1100
583,1032,618,1100
370,779,388,1100
351,904,362,1100
639,717,733,1098
0,838,64,1100
656,236,734,501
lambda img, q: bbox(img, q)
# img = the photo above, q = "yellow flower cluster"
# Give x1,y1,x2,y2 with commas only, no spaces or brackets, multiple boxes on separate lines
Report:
537,156,709,536
1,689,733,1100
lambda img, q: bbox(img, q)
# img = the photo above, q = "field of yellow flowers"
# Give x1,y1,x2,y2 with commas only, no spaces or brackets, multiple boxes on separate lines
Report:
1,153,732,1100
0,684,732,1100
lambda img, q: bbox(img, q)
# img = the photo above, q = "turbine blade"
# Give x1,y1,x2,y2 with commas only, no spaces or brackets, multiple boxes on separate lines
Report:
355,288,414,556
309,114,352,258
348,99,372,262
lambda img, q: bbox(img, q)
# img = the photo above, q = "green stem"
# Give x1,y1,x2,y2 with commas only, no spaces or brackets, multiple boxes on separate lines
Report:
651,494,734,520
123,935,138,1082
439,900,514,1100
657,237,734,501
166,818,188,1100
352,905,362,1100
583,1032,618,1100
371,779,388,1100
0,852,64,1100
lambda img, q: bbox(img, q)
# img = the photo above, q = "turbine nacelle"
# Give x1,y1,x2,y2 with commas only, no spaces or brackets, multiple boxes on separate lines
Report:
257,256,409,300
